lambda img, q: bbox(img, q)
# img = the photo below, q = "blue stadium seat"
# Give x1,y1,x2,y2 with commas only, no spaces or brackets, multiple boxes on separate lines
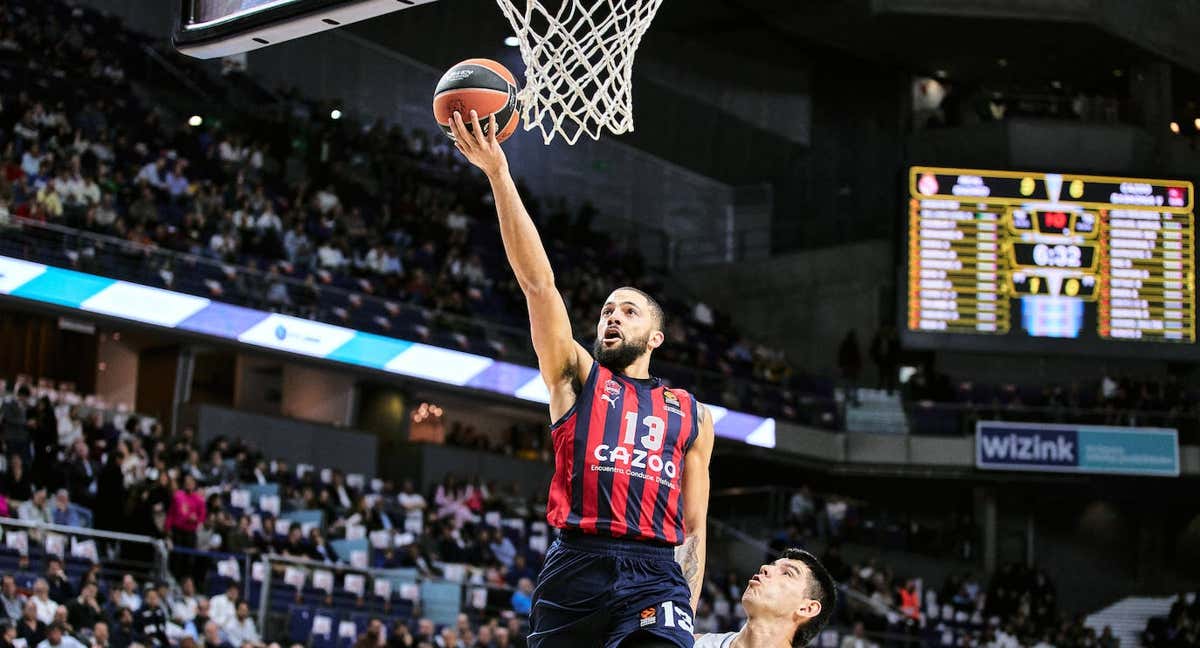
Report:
302,590,328,607
245,583,262,606
245,483,280,504
363,594,387,612
14,572,36,590
280,509,324,528
0,554,20,573
287,605,315,644
206,574,235,597
337,611,373,648
271,585,299,612
330,538,368,563
310,609,342,648
389,598,414,619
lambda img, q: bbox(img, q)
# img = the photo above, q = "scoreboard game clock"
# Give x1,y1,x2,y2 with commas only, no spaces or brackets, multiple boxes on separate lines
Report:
903,166,1197,358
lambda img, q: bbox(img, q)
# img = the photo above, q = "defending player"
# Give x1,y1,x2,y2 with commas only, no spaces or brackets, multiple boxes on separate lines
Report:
695,549,837,648
450,110,714,648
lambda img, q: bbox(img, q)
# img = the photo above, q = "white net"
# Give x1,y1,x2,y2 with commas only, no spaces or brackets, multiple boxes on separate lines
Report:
495,0,665,145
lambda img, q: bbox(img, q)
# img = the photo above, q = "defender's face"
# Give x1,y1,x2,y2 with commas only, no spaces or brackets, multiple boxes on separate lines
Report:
743,558,816,619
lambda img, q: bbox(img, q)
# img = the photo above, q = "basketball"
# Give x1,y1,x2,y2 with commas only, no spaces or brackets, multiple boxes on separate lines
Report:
433,58,520,144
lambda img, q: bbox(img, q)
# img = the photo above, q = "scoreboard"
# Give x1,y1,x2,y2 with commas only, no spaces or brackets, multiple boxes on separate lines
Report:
904,166,1196,357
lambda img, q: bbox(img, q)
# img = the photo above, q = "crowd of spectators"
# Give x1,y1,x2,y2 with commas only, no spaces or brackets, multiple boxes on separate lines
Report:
0,566,271,648
836,555,1112,648
764,486,975,564
897,362,1200,440
0,0,824,424
0,374,574,647
1143,592,1199,647
904,367,1192,416
802,546,1110,648
750,486,1123,648
0,560,538,648
831,326,1197,428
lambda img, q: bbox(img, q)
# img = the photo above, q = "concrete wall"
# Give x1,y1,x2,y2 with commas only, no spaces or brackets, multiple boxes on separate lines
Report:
935,352,1170,390
385,443,552,498
675,240,893,374
281,364,356,427
907,119,1155,174
879,0,1200,73
909,435,974,466
94,332,138,411
233,354,282,417
775,424,844,462
190,403,378,477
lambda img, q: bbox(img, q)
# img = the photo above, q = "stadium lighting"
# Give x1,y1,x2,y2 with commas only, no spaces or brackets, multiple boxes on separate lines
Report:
504,36,520,47
188,115,203,127
1170,121,1181,134
330,109,343,120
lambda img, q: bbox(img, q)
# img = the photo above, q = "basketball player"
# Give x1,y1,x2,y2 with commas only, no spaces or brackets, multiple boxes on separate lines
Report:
693,549,837,648
450,109,714,648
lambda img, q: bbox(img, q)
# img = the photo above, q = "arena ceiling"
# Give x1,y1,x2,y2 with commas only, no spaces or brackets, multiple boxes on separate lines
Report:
354,0,1170,93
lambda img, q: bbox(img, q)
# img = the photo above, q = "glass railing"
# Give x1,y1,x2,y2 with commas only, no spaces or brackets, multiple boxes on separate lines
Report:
904,399,1200,444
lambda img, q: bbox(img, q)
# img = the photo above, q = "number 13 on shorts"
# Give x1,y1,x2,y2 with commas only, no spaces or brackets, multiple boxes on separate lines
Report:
639,601,693,633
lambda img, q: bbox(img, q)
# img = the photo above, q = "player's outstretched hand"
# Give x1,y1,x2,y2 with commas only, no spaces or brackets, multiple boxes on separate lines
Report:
451,110,508,179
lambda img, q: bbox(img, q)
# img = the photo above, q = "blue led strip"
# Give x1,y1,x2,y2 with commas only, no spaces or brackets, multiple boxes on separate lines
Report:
0,256,775,448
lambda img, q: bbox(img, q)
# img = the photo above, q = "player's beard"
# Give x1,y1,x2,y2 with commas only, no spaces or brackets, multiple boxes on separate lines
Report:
594,332,650,372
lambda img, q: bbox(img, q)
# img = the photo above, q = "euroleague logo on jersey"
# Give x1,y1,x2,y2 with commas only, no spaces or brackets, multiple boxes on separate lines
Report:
663,390,685,417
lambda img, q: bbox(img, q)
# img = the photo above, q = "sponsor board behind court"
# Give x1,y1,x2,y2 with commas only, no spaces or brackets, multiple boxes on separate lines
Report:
975,421,1179,477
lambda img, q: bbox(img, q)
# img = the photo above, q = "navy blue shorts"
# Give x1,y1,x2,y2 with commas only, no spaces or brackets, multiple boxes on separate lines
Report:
529,532,695,648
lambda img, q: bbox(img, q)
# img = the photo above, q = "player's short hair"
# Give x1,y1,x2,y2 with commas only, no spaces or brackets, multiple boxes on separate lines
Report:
613,286,665,331
780,548,837,647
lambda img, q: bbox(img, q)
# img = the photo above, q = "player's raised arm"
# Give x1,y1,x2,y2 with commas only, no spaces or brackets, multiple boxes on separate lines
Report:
450,111,590,407
677,403,714,613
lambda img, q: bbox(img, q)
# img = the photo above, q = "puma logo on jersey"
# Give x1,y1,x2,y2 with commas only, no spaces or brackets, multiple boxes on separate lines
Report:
601,379,622,408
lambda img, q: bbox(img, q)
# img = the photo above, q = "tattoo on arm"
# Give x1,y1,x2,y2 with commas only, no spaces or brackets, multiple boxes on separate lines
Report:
676,533,703,608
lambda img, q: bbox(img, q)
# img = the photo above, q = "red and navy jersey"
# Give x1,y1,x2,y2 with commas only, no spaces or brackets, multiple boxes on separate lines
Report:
546,362,700,545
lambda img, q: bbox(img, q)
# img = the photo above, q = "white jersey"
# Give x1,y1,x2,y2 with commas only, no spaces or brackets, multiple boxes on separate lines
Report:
694,632,738,648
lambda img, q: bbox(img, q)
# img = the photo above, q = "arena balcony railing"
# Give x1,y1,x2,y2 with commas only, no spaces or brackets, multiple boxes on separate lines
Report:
254,551,522,643
0,515,169,588
903,400,1200,444
0,217,839,428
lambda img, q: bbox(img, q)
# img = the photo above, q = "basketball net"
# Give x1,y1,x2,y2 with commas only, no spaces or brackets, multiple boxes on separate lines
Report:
494,0,664,145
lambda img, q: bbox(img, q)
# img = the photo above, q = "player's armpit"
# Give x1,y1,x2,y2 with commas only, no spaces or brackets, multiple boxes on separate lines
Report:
678,404,715,613
525,285,591,379
524,285,592,420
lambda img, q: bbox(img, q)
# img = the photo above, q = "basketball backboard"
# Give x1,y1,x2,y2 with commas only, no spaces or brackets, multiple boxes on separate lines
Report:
174,0,439,59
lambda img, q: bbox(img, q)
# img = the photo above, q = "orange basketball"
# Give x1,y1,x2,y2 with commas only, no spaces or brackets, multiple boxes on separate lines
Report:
433,58,520,144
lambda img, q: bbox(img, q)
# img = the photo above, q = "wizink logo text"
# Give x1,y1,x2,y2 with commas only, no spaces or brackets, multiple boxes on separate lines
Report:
978,427,1078,466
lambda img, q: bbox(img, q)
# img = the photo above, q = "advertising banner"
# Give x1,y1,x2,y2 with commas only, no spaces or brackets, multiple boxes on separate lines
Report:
976,421,1179,477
